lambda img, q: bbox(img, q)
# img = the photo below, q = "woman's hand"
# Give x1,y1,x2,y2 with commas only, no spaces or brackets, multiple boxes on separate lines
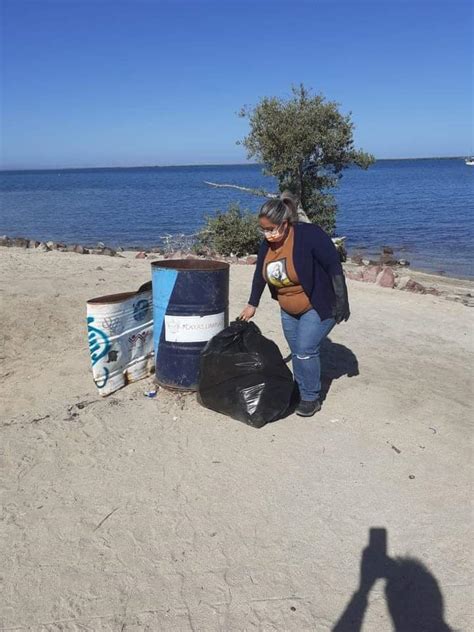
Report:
239,304,256,321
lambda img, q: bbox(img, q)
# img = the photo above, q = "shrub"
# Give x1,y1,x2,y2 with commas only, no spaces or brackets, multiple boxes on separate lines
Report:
195,201,347,262
195,203,260,257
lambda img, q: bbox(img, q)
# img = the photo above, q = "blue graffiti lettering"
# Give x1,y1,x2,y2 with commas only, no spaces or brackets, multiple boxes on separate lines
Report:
133,299,149,322
87,316,111,366
95,367,110,389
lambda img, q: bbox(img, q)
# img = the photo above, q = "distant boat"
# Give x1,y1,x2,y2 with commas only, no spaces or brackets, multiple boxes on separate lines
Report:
465,157,474,166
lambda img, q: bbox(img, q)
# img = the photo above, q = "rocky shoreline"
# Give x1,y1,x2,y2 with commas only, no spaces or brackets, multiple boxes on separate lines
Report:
0,235,121,257
1,233,473,306
0,234,259,265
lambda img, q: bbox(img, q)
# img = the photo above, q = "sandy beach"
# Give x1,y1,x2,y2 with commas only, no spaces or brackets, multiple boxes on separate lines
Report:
1,246,473,631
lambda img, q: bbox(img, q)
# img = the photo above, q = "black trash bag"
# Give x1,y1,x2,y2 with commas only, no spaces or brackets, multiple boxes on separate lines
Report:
197,320,295,428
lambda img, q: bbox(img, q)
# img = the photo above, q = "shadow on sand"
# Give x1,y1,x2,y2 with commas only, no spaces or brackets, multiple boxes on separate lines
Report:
333,528,453,632
320,336,359,402
281,337,359,417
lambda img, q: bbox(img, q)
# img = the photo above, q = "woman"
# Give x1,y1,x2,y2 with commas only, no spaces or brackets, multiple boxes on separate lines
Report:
239,197,350,417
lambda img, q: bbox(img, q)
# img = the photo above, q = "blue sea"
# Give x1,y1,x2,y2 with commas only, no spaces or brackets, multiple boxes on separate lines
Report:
0,159,472,279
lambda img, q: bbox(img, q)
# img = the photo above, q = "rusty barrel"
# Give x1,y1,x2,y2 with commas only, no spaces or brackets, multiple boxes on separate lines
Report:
151,259,229,391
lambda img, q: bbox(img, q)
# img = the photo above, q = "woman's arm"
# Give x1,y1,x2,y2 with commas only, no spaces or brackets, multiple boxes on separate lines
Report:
309,225,350,323
309,224,343,276
247,240,268,308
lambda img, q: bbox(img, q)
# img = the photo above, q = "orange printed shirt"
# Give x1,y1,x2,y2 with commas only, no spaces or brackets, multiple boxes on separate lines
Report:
263,226,311,315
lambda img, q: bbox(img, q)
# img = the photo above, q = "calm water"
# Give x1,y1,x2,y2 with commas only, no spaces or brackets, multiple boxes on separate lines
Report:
1,160,472,278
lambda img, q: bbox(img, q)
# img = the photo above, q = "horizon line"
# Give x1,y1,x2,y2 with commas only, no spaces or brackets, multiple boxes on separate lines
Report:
0,156,467,173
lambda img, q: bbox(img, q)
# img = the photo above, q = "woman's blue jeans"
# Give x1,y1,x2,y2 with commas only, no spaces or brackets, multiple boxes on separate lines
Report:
281,308,336,401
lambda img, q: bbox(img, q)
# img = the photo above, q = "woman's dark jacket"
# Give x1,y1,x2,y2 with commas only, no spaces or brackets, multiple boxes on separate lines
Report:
248,222,344,321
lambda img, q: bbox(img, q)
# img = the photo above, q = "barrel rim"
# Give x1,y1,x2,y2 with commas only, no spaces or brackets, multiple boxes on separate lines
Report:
151,259,229,272
154,377,197,392
87,291,138,305
88,281,152,305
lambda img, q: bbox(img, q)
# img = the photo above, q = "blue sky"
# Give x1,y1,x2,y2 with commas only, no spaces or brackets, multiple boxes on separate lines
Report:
1,0,472,168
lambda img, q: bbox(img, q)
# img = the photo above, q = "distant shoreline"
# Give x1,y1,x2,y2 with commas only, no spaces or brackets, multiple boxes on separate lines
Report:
0,156,468,174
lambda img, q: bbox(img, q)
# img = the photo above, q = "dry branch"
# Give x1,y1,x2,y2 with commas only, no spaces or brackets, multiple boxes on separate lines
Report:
204,181,317,225
204,181,277,198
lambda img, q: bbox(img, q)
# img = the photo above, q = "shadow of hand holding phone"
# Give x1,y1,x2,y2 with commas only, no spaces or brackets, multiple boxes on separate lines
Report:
332,528,452,632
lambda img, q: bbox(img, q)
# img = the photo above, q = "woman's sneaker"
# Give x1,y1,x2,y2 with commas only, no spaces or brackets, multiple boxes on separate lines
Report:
296,399,321,417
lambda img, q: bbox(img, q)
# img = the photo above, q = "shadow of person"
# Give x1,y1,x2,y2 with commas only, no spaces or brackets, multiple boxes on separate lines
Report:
320,337,359,401
385,557,452,632
332,529,453,632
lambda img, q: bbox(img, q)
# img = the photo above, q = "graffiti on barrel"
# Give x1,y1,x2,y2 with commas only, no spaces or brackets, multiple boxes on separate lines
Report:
102,316,124,335
133,299,150,322
87,284,154,396
87,316,111,365
128,330,151,347
87,315,112,388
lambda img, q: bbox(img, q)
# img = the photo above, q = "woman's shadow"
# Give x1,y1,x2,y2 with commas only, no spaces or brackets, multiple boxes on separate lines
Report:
319,337,359,402
332,528,453,632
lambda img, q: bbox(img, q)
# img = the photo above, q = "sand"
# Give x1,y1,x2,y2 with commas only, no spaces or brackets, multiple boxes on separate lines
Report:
0,247,473,631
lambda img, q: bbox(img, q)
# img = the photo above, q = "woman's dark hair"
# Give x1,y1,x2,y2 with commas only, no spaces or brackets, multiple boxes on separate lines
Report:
258,194,298,225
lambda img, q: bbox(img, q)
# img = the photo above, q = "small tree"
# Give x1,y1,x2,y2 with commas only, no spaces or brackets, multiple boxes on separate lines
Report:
238,84,375,235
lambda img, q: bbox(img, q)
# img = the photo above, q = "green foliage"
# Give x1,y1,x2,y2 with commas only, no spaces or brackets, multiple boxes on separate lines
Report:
195,203,260,256
302,189,338,235
239,84,375,235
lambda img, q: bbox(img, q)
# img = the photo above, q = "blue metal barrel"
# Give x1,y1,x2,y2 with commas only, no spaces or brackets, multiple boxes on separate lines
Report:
152,259,229,391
